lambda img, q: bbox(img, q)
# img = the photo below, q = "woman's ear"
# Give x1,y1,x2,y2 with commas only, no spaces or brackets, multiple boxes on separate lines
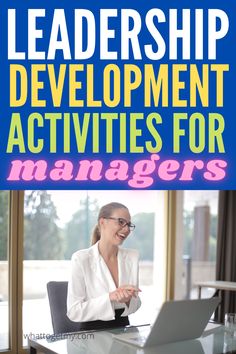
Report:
99,218,104,228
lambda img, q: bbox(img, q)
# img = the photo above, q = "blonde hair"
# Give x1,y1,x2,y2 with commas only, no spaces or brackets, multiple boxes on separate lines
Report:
91,202,129,245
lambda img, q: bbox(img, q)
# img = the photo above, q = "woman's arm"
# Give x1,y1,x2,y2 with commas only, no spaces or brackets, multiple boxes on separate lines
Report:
120,249,142,316
67,254,115,322
121,292,141,316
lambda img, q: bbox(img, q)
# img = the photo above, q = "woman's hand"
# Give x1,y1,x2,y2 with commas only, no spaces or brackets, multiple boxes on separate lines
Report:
109,285,141,303
120,285,141,298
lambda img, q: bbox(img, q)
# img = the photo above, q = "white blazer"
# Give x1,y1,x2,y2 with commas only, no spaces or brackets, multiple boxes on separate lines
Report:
67,242,141,322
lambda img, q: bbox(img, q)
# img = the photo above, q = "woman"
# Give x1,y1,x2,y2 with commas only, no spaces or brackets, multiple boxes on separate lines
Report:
67,202,141,328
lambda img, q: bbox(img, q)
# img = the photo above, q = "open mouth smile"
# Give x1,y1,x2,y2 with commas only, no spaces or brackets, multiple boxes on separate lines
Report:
116,233,126,241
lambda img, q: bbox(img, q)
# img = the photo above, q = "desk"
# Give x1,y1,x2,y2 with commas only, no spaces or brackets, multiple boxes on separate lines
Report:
196,281,236,299
28,325,236,354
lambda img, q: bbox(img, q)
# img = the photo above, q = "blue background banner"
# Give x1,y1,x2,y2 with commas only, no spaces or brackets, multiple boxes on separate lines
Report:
0,0,235,189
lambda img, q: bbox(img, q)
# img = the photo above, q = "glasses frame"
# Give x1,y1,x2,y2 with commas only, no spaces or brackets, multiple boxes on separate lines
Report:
104,217,135,231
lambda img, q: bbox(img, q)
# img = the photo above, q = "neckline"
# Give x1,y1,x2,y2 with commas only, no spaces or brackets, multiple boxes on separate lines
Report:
98,246,120,289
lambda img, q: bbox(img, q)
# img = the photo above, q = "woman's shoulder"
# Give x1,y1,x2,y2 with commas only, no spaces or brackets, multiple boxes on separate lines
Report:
119,247,139,260
71,244,98,262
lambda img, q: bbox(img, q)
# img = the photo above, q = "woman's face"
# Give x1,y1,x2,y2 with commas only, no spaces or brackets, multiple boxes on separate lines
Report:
99,208,132,246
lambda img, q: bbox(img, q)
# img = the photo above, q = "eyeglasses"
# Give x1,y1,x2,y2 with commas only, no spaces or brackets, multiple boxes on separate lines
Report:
104,217,135,231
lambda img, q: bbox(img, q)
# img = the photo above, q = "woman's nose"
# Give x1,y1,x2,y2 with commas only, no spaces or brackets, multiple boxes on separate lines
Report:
122,223,130,233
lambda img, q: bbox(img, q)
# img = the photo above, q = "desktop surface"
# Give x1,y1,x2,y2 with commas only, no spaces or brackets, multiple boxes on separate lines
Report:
28,324,236,354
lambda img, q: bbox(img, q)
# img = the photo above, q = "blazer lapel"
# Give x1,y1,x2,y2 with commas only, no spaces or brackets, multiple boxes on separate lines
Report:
118,248,132,287
89,242,116,291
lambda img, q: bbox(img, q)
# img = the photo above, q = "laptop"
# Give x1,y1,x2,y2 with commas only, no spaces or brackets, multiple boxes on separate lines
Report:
113,297,220,348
